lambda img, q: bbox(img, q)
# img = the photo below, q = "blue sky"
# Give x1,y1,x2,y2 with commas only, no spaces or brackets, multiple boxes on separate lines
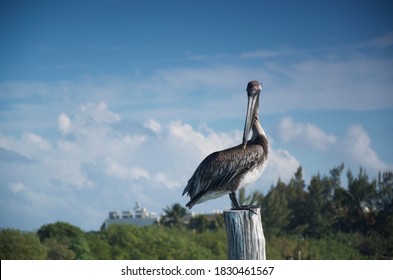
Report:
0,0,392,231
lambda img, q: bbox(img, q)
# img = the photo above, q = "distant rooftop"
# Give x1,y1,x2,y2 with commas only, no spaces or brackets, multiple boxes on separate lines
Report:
101,202,158,230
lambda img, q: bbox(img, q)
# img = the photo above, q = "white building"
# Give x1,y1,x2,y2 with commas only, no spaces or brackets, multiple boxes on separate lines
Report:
101,202,158,230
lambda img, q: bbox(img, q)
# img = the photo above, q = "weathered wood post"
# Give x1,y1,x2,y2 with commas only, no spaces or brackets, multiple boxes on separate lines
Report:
223,207,266,260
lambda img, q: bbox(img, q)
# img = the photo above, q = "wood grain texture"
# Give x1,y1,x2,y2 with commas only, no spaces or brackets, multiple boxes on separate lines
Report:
224,207,266,260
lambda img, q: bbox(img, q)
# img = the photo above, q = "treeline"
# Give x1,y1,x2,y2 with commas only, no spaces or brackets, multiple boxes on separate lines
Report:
0,222,227,260
264,165,392,238
1,164,392,260
247,164,393,259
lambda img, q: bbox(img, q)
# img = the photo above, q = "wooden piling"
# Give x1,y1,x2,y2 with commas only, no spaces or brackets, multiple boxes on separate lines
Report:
223,207,266,260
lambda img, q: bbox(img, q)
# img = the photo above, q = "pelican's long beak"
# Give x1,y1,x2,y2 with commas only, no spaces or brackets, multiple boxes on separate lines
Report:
242,83,261,149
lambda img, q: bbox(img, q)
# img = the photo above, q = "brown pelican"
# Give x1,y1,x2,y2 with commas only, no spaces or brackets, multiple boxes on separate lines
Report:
182,80,269,210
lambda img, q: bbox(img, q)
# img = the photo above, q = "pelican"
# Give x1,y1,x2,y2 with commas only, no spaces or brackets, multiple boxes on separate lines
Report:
182,80,269,210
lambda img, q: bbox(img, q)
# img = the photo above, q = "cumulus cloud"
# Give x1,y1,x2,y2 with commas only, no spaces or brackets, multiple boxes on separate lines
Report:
342,124,392,172
265,149,301,183
78,101,120,124
278,117,337,151
23,133,52,151
155,172,180,190
58,113,72,134
144,119,162,133
276,117,392,174
104,157,150,181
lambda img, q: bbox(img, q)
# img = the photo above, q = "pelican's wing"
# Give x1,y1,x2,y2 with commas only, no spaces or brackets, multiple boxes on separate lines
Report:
183,144,262,206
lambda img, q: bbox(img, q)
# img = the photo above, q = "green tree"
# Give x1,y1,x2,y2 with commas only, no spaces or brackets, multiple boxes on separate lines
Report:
238,188,264,207
377,170,393,211
304,165,346,237
286,166,308,234
37,221,85,242
305,174,332,237
0,229,46,259
86,231,112,259
44,238,76,260
343,168,378,232
375,171,393,237
37,221,91,259
188,215,209,233
102,223,227,259
261,179,292,236
104,224,141,259
161,203,189,228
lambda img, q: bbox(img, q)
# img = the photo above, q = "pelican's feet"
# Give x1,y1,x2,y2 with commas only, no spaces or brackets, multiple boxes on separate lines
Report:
231,205,260,215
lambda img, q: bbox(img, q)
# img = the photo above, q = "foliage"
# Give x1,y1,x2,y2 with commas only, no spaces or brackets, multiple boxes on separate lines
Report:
37,221,92,259
0,229,46,259
37,221,85,242
1,165,392,260
160,203,188,228
98,224,226,259
260,165,393,259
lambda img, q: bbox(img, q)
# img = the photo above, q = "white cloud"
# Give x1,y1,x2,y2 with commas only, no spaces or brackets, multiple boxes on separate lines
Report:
276,117,392,174
104,157,150,181
50,157,94,189
342,124,392,172
166,120,241,157
278,117,337,151
0,133,52,161
144,119,161,133
265,149,301,183
58,113,72,134
130,167,151,181
155,172,180,190
78,101,120,124
9,182,28,193
23,133,52,151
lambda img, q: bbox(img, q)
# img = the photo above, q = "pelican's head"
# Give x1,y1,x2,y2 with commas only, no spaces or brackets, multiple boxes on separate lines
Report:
243,81,262,148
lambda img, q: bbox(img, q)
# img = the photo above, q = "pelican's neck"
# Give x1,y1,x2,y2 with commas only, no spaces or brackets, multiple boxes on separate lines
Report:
250,112,268,147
